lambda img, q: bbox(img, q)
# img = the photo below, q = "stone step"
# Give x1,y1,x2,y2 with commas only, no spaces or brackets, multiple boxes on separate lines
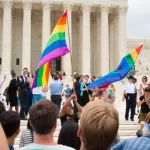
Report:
119,124,139,130
120,136,137,142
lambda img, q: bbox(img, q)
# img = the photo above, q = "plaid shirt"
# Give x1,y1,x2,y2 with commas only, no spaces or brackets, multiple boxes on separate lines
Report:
113,136,150,150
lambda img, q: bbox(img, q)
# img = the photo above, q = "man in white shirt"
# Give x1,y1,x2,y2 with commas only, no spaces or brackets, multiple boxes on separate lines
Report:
122,76,136,121
19,100,74,150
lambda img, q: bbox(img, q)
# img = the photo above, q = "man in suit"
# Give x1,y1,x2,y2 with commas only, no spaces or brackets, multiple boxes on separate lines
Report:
17,68,29,120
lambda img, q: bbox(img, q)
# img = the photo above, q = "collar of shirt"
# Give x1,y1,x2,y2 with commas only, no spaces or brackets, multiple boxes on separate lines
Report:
22,74,26,83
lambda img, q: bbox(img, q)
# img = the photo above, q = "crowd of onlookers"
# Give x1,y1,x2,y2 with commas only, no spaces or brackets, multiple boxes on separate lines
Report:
0,69,150,149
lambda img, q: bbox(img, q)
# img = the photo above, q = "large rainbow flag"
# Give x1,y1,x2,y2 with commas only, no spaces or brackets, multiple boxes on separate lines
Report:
87,43,144,89
32,11,70,88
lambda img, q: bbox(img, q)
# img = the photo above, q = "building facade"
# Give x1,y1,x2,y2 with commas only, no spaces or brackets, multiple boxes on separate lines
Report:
0,0,136,76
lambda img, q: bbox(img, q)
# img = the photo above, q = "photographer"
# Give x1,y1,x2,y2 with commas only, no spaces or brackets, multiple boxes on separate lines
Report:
138,87,150,123
60,93,82,126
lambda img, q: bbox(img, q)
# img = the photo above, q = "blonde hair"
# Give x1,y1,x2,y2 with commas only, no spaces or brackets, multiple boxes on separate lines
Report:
80,101,119,150
145,112,150,123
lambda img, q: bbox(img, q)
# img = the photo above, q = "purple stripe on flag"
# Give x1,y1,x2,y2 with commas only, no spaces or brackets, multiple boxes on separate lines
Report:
37,47,70,69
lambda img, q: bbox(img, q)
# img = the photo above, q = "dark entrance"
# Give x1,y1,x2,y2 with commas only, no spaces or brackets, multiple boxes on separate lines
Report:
51,58,61,73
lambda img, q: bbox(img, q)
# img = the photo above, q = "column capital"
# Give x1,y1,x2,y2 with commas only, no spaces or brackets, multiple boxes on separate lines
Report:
22,0,32,10
100,5,109,14
63,4,73,11
42,2,52,11
81,5,92,12
2,0,13,9
109,13,117,23
117,6,128,15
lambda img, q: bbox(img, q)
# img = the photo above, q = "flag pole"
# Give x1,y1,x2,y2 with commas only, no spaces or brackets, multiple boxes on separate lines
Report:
66,11,75,92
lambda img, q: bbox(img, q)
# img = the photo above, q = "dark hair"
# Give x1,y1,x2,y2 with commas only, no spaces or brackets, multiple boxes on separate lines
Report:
85,75,89,78
128,76,134,80
29,100,59,135
144,87,150,93
23,68,28,71
0,102,6,115
0,111,20,138
58,122,81,150
142,76,148,82
76,75,83,81
54,76,58,80
27,120,33,130
12,73,16,78
91,75,96,79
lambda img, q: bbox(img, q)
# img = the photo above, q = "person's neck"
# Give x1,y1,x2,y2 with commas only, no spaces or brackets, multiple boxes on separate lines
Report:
85,80,89,83
80,141,86,150
7,136,15,146
34,133,56,146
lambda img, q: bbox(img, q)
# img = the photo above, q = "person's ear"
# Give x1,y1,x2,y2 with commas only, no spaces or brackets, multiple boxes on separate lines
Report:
77,127,82,138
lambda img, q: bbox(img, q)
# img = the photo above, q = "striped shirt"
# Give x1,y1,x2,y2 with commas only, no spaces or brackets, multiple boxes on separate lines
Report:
19,129,35,148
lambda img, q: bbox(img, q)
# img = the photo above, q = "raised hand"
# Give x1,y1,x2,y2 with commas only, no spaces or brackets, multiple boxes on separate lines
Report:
19,76,22,82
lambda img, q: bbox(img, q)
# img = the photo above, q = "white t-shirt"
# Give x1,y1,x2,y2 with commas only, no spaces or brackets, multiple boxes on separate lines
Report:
33,87,45,95
18,143,75,150
124,83,136,94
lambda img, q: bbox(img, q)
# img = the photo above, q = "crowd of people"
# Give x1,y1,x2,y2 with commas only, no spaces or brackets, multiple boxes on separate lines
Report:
123,75,150,123
0,68,150,149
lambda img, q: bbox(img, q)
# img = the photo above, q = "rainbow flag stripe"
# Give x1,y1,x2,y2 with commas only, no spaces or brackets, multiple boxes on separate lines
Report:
87,43,144,89
32,11,70,88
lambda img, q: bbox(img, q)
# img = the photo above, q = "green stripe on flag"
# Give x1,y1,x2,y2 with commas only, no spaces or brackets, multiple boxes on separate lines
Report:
125,54,135,68
45,32,65,49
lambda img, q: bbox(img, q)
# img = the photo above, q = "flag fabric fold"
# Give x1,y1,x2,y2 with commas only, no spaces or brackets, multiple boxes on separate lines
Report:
32,11,70,88
87,43,144,90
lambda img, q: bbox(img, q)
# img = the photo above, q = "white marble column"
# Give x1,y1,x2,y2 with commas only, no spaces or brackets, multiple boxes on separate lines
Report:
113,12,119,68
118,7,127,61
109,14,115,71
101,6,109,75
78,10,83,74
81,5,91,75
61,4,72,76
96,10,101,75
22,0,32,71
91,15,97,75
42,1,51,50
1,0,12,75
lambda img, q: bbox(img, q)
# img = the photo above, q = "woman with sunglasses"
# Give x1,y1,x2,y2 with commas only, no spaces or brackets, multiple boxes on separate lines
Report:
139,76,148,97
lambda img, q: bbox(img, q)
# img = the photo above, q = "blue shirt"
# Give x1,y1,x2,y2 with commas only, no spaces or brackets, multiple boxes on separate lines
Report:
9,145,14,150
65,88,72,95
113,136,150,150
49,80,63,95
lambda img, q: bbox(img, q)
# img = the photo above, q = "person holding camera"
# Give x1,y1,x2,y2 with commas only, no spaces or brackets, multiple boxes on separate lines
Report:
138,87,150,123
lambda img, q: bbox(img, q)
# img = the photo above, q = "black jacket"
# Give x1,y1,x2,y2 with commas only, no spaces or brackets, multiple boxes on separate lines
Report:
17,75,29,96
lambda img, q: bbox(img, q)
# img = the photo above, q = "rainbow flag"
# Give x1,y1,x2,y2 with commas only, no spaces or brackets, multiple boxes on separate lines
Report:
32,11,70,88
87,43,144,89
